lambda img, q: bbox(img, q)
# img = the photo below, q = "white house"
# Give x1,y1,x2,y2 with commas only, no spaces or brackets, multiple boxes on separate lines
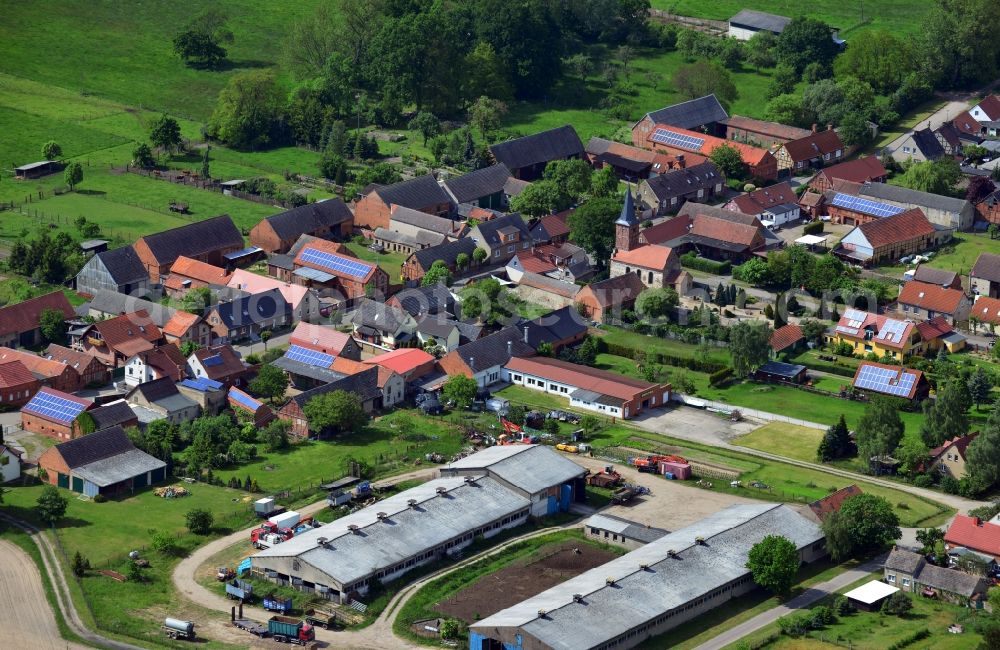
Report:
123,346,186,388
0,444,21,483
969,95,1000,123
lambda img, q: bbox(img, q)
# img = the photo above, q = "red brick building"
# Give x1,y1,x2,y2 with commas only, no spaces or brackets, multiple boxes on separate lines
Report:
574,274,646,323
0,360,39,407
808,157,887,193
45,344,109,387
20,387,95,440
163,256,232,299
292,239,389,300
77,311,164,368
0,291,75,349
250,200,354,253
640,123,777,181
0,348,81,392
353,175,453,231
132,215,243,283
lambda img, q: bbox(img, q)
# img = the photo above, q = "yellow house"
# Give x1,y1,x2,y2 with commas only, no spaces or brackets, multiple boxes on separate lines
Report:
827,310,962,359
929,433,977,479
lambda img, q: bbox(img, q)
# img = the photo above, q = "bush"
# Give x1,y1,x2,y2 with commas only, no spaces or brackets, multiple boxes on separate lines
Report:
940,475,960,494
93,493,107,503
808,606,836,629
802,220,824,235
777,613,810,637
881,591,912,615
886,629,930,650
680,251,732,275
912,474,934,488
709,367,734,386
833,595,854,616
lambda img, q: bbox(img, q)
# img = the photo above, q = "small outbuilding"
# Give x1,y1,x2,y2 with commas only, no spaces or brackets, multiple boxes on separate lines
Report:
14,160,60,179
843,580,900,612
754,361,807,384
37,425,166,496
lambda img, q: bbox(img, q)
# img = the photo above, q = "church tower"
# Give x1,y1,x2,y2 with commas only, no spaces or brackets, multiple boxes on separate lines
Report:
615,188,639,253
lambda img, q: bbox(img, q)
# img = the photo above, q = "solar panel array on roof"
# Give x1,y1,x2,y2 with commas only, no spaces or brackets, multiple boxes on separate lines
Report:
285,344,334,368
830,193,906,218
876,319,908,344
843,308,867,328
650,129,705,151
855,364,917,398
229,387,263,411
835,325,860,336
23,391,87,423
202,354,223,367
300,247,373,279
180,377,223,392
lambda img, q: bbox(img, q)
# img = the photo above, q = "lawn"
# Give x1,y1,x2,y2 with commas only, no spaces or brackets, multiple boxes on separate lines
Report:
879,232,1000,276
596,326,732,365
650,0,932,35
342,241,409,282
734,422,825,463
730,574,986,650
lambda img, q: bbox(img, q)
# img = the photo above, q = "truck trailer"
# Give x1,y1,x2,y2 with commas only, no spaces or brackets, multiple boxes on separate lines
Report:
263,593,293,614
225,579,254,601
161,618,195,640
304,607,339,630
268,616,315,645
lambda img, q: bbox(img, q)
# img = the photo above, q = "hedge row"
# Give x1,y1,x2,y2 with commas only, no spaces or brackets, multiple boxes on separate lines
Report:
887,629,930,650
605,342,727,374
802,220,824,235
681,252,732,275
709,367,734,386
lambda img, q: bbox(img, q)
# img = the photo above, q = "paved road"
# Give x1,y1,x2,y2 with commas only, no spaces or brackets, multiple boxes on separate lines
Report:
0,512,146,650
882,100,971,155
693,558,884,650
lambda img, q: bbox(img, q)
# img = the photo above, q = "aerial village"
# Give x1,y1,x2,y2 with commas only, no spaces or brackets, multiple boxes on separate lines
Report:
3,2,1000,649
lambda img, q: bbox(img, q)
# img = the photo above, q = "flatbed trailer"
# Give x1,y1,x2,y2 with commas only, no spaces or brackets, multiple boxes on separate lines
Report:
233,618,269,637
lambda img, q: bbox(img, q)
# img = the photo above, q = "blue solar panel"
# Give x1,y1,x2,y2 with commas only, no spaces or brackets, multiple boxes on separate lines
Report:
24,390,87,423
180,377,224,392
854,364,917,398
284,344,334,368
830,193,906,218
300,248,373,279
229,388,262,411
202,354,223,367
650,128,705,151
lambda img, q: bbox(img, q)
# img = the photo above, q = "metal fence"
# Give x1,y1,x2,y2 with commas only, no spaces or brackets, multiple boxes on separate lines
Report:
671,394,827,430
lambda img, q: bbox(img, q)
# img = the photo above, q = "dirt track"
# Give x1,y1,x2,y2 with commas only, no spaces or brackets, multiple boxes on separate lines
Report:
0,539,89,650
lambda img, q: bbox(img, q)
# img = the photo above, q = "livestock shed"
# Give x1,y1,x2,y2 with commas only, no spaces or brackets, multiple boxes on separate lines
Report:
251,475,532,604
584,514,668,551
37,426,166,496
470,504,825,650
439,444,588,517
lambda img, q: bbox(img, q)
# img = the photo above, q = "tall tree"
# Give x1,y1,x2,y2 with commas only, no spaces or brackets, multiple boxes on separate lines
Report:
834,30,917,94
408,112,441,146
149,115,183,154
825,493,901,558
474,0,563,99
567,197,619,266
303,390,366,433
969,367,993,411
817,414,853,461
746,535,800,596
208,71,287,150
442,375,478,409
775,17,839,74
422,260,453,287
468,96,508,141
41,141,62,160
920,378,971,447
922,0,1000,88
855,397,904,467
709,143,745,179
543,159,592,202
248,364,289,404
672,60,738,108
730,321,772,378
590,165,619,198
896,159,962,195
636,288,679,320
63,162,83,191
36,486,68,525
38,308,67,344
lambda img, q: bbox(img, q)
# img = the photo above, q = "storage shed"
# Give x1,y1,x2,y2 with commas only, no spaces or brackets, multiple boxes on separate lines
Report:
843,580,899,612
37,425,166,496
753,361,807,384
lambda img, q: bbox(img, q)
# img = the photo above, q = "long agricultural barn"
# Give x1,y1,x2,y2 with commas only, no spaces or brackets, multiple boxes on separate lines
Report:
439,444,589,516
469,504,825,650
251,476,531,603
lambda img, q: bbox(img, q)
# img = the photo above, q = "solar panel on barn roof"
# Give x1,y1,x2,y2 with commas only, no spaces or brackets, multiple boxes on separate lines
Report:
650,129,705,151
284,344,335,368
23,391,87,423
300,248,373,279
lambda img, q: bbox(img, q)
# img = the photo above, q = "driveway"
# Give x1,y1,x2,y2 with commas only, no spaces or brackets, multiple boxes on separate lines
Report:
882,100,971,154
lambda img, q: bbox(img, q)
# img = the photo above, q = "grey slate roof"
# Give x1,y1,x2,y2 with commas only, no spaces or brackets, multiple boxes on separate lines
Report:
912,265,959,287
471,213,531,250
489,126,584,172
89,400,137,431
289,366,381,409
450,326,535,372
642,95,729,131
389,206,460,236
272,356,346,384
373,174,452,211
442,444,586,495
88,290,176,328
253,476,530,586
915,562,987,597
585,513,669,544
215,288,290,329
642,161,723,201
138,215,243,264
859,182,971,214
729,9,791,33
972,253,1000,282
54,425,136,469
909,128,945,160
392,284,455,318
443,164,512,204
73,448,165,487
473,504,822,650
517,306,588,350
92,246,148,285
884,548,924,574
348,299,412,334
262,200,353,241
410,237,478,271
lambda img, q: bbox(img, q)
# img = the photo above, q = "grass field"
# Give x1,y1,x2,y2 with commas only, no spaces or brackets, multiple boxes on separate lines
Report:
879,233,1000,276
734,422,825,463
650,0,932,35
597,326,732,365
730,573,986,650
342,242,408,282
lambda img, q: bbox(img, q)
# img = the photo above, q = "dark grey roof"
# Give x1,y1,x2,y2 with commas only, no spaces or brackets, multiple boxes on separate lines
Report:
137,215,243,264
616,190,639,227
348,299,412,334
643,95,729,130
451,326,535,371
389,206,459,236
272,356,346,383
455,320,484,343
92,246,148,285
290,366,380,408
392,284,455,318
443,164,512,204
972,253,1000,282
87,290,175,328
730,9,791,33
642,161,723,200
215,289,290,329
268,254,294,271
489,126,584,172
54,425,136,469
416,316,459,339
915,562,988,597
518,306,588,349
757,361,806,378
912,265,958,287
910,128,945,160
129,376,180,403
884,548,924,574
471,213,531,250
410,237,478,271
859,182,971,214
89,400,137,431
585,513,669,544
374,175,452,211
262,200,353,241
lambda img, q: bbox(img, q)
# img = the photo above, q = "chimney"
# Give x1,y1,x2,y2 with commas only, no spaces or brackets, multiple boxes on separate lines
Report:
507,340,513,356
811,123,818,133
537,609,547,619
407,499,418,509
463,475,474,483
695,536,706,545
667,549,677,558
376,512,388,520
469,356,475,371
317,537,327,546
436,486,447,495
605,576,616,586
639,563,649,571
572,594,584,603
524,326,529,344
348,524,360,534
827,123,833,131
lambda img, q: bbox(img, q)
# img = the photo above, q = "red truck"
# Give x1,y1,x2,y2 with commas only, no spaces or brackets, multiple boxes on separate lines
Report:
250,522,294,547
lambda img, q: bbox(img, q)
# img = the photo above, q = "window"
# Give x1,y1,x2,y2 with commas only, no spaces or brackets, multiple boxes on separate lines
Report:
506,245,514,254
671,197,677,205
887,574,896,583
903,578,911,587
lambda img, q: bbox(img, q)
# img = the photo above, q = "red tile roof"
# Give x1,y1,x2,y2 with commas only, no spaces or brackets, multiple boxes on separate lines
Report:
92,310,162,356
898,281,966,315
294,239,378,283
641,216,692,246
0,291,74,337
953,111,982,137
538,213,570,240
191,345,246,381
647,124,772,165
611,244,675,271
816,157,887,185
577,273,647,308
162,311,202,339
0,348,70,380
971,296,1000,325
782,129,844,162
974,95,1000,121
833,311,916,350
945,514,1000,556
0,360,37,388
930,433,978,462
689,214,762,248
167,256,232,285
914,316,955,341
808,485,862,522
729,182,797,214
289,322,354,356
856,208,935,249
769,324,804,352
363,347,435,376
505,356,665,402
515,250,557,274
722,116,811,142
135,344,187,381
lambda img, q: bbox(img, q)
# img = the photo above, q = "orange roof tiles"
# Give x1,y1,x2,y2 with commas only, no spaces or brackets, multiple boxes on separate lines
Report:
898,281,966,315
167,256,232,285
506,356,664,402
972,296,1000,325
162,311,202,339
289,322,354,355
648,124,772,165
92,311,162,354
856,208,936,249
515,251,557,274
611,244,675,271
945,514,1000,556
0,360,37,388
0,348,70,379
769,324,804,352
689,214,762,247
363,348,435,375
808,485,862,522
